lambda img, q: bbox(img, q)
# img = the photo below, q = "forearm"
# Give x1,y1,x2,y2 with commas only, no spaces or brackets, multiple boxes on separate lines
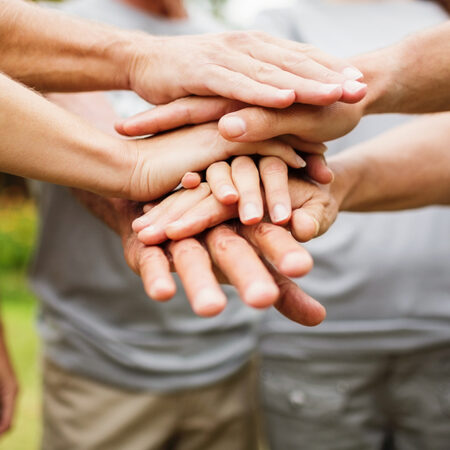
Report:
0,0,141,92
0,73,131,195
354,22,450,115
330,113,450,211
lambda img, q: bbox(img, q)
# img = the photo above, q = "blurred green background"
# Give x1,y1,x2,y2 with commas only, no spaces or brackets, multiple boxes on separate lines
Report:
0,192,40,450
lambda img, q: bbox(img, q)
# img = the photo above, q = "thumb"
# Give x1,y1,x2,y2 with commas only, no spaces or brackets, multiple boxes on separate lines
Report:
116,97,244,137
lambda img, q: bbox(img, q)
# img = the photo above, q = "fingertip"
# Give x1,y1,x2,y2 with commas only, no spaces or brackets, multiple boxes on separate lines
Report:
279,251,314,278
292,211,319,242
218,115,247,139
114,120,126,135
341,66,364,81
302,84,342,106
132,217,149,233
241,203,263,225
341,80,367,103
181,172,202,189
272,89,296,108
192,289,227,317
148,278,176,301
137,225,167,245
302,300,327,327
217,185,239,205
271,203,291,225
244,282,279,309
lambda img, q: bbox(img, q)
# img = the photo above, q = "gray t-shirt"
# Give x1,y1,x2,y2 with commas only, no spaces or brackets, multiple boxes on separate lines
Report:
30,0,262,392
256,0,450,358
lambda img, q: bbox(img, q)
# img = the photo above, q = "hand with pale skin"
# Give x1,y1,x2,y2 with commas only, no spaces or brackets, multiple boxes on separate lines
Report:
0,322,18,436
2,80,309,202
133,113,450,247
47,90,326,325
116,22,450,144
133,154,332,239
0,0,366,108
73,189,326,326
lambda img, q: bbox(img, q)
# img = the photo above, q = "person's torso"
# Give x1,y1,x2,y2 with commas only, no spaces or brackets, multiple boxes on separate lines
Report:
255,0,450,357
31,0,262,392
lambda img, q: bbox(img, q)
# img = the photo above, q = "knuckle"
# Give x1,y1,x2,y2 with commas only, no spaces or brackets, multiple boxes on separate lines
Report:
280,53,309,70
173,239,206,260
267,140,293,158
254,63,277,81
223,31,251,45
139,248,164,266
266,187,288,199
250,30,269,40
211,231,244,254
232,155,254,170
260,157,287,176
298,43,317,54
254,222,278,240
207,161,229,177
194,182,211,196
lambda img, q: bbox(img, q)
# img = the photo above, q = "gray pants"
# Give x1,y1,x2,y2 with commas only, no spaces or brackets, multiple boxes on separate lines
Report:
260,346,450,450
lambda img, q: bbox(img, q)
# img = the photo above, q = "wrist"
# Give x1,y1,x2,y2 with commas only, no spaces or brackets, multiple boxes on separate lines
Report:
119,31,162,97
350,40,405,116
328,154,363,212
82,134,138,199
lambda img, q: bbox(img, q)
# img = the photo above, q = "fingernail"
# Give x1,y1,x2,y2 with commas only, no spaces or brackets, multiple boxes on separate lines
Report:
242,203,261,223
132,217,150,232
311,217,320,237
295,154,307,168
279,251,313,277
272,203,290,223
193,288,226,316
328,168,335,183
343,80,367,95
221,116,247,138
137,225,166,244
278,89,295,100
219,185,238,202
149,278,174,300
245,282,279,308
319,83,342,95
166,219,184,231
341,67,364,80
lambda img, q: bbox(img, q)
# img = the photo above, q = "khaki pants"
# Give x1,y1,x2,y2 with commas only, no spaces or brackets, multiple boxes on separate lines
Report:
42,359,260,450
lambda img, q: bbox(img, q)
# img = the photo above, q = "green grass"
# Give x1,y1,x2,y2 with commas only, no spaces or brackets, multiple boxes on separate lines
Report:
0,198,41,449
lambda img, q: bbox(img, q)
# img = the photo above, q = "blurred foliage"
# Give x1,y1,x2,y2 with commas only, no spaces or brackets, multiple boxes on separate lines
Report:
0,198,40,449
0,275,41,450
0,197,37,272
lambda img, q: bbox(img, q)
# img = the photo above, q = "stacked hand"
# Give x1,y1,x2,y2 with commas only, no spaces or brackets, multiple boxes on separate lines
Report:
110,196,326,326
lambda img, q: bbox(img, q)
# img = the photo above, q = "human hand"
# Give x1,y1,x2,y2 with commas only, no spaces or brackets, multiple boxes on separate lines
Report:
132,170,340,246
126,30,366,109
0,326,18,436
122,122,306,202
116,199,325,325
174,154,332,227
115,95,365,149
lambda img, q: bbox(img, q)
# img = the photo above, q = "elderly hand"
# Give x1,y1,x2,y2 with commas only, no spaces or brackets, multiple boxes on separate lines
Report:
126,30,366,109
115,199,325,325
